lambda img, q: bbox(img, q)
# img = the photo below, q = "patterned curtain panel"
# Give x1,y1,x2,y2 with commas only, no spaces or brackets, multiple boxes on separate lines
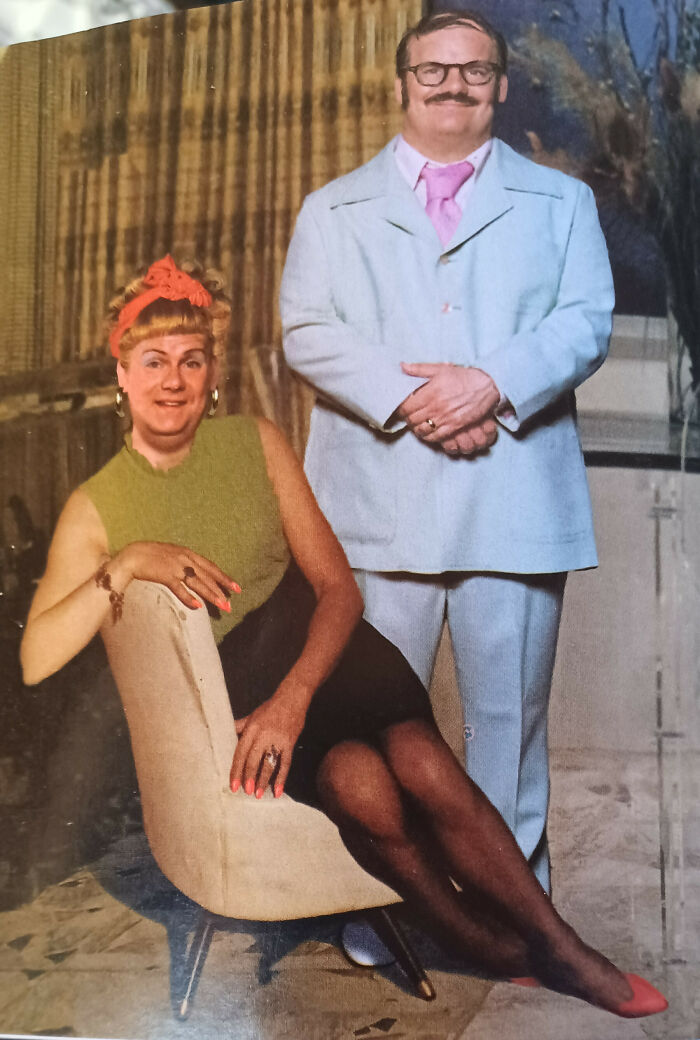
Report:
0,0,421,453
0,41,60,377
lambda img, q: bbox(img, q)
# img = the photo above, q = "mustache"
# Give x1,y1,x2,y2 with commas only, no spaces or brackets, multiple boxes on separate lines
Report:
426,92,477,106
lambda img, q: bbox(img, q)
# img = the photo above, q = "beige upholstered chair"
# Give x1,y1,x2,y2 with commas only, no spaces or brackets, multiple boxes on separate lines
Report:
101,580,434,1017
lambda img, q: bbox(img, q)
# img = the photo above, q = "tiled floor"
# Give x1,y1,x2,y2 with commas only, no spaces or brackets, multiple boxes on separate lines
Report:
1,748,698,1040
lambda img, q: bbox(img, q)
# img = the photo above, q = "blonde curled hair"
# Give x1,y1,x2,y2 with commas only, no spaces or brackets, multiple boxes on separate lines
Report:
105,258,231,364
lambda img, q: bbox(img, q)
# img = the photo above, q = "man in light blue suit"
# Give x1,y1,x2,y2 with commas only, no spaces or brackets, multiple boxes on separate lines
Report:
280,8,614,894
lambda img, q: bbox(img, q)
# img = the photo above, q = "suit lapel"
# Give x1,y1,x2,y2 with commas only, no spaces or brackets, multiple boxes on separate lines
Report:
334,140,438,246
446,140,513,250
376,148,438,245
381,187,437,244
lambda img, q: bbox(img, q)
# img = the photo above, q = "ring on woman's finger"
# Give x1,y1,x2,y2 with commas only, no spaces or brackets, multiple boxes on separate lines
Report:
262,745,281,769
425,417,437,431
183,565,196,581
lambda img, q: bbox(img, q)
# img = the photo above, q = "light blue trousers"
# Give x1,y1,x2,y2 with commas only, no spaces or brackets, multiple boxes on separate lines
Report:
353,570,567,892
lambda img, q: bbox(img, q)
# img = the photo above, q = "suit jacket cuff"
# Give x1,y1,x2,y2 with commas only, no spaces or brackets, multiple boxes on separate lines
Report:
477,358,523,431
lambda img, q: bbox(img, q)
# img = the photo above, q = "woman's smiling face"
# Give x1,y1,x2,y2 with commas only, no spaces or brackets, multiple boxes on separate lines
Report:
118,332,218,464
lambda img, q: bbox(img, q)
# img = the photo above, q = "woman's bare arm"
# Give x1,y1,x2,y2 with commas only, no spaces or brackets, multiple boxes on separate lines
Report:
21,489,118,685
230,418,364,796
21,489,239,686
257,417,364,696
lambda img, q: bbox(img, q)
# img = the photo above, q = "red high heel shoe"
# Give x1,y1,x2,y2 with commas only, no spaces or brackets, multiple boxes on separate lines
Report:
509,973,667,1017
612,974,668,1018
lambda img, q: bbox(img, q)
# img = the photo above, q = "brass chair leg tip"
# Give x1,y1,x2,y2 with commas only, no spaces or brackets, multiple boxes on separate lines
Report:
418,978,437,1001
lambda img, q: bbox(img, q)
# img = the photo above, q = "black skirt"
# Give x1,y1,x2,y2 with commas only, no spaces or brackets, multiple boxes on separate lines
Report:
217,561,434,807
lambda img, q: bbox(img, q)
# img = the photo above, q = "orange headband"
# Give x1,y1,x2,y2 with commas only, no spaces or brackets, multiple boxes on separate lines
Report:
110,254,213,358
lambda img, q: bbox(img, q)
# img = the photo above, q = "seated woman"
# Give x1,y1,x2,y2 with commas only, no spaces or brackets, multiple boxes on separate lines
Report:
20,255,666,1020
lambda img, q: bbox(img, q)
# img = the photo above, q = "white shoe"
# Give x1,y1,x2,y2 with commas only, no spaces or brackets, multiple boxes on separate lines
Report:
340,919,396,967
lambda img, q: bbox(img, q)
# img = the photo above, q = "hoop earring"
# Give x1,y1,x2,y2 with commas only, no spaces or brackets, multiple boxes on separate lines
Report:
208,387,219,416
115,387,127,418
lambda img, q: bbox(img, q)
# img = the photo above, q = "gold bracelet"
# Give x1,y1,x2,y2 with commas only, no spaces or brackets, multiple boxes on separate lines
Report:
94,561,125,624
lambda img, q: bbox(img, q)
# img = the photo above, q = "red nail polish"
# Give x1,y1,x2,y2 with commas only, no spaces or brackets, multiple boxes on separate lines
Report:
274,784,283,799
216,599,231,613
192,599,203,609
244,779,254,795
255,787,263,799
230,582,242,594
231,779,240,793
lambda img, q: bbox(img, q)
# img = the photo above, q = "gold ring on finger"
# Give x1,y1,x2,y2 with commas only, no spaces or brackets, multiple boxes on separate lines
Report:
263,746,281,769
426,418,436,430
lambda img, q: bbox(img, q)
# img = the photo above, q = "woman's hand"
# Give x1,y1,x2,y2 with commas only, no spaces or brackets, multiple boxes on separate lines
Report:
229,679,310,799
21,491,242,686
117,541,241,612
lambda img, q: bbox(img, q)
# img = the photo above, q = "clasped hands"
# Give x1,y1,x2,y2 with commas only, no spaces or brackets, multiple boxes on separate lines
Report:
397,363,501,456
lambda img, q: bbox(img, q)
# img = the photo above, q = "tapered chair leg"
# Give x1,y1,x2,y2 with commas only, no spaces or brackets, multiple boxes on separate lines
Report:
176,911,215,1020
372,907,436,1001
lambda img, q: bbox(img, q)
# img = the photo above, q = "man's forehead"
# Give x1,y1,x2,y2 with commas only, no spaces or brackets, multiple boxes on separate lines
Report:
408,22,493,56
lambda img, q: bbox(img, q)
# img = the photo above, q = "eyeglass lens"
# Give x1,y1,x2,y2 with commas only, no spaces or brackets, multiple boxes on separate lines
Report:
414,62,495,86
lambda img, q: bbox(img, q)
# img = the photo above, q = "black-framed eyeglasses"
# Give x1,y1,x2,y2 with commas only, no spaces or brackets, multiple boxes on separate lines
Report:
402,61,502,87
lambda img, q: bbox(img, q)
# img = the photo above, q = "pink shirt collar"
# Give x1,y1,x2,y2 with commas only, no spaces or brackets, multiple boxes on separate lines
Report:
393,135,493,190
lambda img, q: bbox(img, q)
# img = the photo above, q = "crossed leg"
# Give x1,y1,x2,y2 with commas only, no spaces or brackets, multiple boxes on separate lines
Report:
315,718,639,1014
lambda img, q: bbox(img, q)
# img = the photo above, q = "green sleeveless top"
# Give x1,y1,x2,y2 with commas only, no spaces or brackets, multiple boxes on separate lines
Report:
82,415,290,644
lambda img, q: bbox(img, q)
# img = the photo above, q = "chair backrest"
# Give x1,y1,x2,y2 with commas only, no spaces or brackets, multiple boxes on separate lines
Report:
101,580,399,919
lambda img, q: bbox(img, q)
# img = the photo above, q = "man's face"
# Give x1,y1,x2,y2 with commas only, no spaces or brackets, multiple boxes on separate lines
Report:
395,24,508,153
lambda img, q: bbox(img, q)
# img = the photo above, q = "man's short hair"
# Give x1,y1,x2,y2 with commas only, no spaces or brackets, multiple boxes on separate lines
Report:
395,9,508,77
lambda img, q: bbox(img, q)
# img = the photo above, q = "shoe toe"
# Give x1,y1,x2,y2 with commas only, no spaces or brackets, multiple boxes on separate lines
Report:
615,974,668,1018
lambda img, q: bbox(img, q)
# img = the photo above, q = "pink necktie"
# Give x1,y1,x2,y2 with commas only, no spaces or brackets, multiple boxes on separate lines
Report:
420,160,475,246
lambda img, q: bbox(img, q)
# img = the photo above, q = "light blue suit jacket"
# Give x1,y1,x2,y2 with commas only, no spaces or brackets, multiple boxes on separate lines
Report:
280,138,614,574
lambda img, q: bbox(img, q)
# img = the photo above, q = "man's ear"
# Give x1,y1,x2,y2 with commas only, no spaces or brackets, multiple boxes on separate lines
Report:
498,73,508,104
394,75,405,108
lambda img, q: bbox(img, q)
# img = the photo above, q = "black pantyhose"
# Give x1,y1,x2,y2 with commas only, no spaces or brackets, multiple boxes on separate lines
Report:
314,718,635,1012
